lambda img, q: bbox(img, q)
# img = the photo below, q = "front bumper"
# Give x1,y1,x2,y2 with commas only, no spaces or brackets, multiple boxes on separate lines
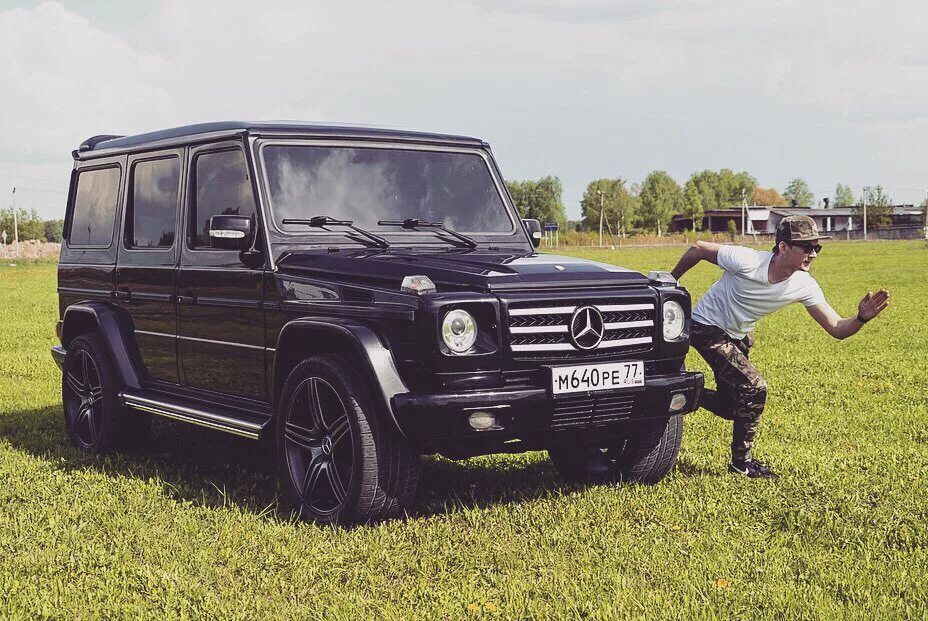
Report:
392,370,703,456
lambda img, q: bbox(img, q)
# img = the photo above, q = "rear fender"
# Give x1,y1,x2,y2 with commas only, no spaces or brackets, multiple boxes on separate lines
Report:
60,302,141,390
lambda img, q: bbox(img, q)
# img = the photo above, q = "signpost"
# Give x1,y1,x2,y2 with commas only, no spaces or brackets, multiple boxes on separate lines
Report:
543,222,559,247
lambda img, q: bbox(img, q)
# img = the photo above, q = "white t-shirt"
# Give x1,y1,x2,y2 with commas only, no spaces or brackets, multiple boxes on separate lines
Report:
692,245,826,340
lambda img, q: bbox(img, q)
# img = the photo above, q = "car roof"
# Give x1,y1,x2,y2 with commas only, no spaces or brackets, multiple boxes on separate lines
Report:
77,121,487,158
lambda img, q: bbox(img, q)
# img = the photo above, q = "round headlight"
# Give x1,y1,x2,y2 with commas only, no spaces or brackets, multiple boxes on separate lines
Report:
441,309,477,353
662,300,685,341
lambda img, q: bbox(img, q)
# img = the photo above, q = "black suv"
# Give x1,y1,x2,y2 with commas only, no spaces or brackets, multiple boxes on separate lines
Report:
52,122,703,524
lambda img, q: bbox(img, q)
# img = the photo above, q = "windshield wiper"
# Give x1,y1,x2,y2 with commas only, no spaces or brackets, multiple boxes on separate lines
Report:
283,216,390,249
377,218,477,248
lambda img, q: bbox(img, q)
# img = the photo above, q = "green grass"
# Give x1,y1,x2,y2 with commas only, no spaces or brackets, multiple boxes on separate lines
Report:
1,242,927,619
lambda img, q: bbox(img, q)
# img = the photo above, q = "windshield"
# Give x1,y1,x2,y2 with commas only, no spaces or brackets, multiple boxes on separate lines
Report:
262,145,513,234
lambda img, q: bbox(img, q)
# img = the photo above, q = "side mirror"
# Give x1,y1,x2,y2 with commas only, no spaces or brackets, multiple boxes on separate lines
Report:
208,214,253,250
521,218,542,248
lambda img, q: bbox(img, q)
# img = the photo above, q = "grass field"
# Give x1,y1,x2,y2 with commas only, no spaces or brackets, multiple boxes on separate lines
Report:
1,241,927,619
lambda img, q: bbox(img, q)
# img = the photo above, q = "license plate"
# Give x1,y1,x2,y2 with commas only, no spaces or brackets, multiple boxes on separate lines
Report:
550,361,645,396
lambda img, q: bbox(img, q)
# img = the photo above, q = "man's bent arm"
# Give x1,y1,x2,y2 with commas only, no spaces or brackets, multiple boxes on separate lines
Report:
671,240,721,280
806,289,890,340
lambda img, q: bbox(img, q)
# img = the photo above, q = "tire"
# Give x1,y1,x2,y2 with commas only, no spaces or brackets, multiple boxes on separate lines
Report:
62,333,151,453
549,415,684,485
276,354,420,525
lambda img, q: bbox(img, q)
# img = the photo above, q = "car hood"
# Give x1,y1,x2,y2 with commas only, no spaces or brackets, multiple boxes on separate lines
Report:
275,247,651,291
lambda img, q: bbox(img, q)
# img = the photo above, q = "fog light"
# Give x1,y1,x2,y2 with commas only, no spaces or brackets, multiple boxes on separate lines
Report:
669,393,687,412
468,411,498,431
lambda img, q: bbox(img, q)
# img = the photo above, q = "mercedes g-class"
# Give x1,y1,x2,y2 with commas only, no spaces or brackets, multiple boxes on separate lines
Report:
52,122,703,524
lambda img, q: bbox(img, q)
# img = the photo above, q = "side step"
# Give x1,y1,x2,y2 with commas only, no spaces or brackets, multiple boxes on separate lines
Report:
120,391,268,440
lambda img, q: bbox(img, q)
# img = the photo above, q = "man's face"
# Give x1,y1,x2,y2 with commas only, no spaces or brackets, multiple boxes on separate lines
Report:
779,240,821,272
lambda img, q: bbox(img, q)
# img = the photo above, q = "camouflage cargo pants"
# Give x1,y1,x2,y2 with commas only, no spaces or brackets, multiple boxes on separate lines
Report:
690,322,767,462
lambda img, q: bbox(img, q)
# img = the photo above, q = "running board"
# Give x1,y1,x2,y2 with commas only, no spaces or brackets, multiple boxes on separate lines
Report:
120,392,266,440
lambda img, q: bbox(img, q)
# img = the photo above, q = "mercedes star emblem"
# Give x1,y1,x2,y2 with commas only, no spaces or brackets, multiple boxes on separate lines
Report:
569,306,604,350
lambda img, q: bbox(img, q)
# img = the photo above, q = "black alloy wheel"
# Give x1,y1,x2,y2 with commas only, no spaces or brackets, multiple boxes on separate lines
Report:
276,355,420,525
61,333,151,453
282,376,354,519
63,347,104,449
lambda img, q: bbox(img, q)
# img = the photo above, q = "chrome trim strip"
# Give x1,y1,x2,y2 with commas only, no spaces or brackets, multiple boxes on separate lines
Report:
597,303,654,312
135,330,276,352
511,336,652,352
121,393,262,439
179,335,265,350
604,320,654,330
509,306,576,316
510,325,569,334
599,336,653,348
135,329,173,338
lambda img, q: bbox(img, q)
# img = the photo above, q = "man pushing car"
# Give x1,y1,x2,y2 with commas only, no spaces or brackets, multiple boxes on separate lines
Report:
670,215,890,478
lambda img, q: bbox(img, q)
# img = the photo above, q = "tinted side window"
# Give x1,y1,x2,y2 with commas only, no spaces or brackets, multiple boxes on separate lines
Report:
129,157,180,248
192,149,256,248
69,167,120,247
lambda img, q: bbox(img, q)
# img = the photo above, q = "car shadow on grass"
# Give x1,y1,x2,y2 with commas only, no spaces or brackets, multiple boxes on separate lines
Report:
1,405,711,524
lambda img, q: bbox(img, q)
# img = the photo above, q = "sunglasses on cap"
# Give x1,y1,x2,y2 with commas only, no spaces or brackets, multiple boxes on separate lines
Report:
790,241,822,254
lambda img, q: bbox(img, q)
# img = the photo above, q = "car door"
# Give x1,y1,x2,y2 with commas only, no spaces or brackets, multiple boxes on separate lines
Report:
115,149,184,385
177,142,267,401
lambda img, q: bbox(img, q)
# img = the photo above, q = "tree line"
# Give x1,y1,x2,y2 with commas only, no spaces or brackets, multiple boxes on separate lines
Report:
506,172,904,234
0,208,63,243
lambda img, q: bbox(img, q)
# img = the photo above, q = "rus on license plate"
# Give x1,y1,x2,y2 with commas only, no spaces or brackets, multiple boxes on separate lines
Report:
550,361,645,396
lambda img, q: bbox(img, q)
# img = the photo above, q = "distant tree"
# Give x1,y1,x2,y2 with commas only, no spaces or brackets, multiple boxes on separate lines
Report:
752,186,787,206
687,169,756,211
834,184,855,207
855,186,894,229
580,178,638,237
718,169,757,207
0,207,44,242
681,180,704,231
44,219,64,243
783,178,814,207
638,171,683,236
506,176,567,227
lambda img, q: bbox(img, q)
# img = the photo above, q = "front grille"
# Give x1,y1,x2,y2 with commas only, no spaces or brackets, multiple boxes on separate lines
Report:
506,299,655,358
551,393,637,431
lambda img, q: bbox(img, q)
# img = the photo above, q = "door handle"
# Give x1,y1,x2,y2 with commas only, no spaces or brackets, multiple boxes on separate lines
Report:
176,294,197,305
114,288,132,301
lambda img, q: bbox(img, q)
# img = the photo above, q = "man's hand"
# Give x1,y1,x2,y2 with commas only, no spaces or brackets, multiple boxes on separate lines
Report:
858,289,890,322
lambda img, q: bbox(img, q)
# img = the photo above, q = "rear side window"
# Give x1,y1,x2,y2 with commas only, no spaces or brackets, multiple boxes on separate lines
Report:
69,167,120,247
128,157,180,248
191,149,256,248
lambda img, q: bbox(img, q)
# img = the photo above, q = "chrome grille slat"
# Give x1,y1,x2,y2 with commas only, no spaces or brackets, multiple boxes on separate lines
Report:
506,299,656,356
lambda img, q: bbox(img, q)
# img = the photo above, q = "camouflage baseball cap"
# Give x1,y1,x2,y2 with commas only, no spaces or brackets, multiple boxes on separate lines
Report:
776,215,832,243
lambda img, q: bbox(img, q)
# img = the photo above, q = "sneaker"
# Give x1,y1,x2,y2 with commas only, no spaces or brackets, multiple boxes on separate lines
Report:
728,459,779,479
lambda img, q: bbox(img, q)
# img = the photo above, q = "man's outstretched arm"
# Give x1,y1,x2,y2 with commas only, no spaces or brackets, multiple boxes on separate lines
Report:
671,240,722,280
806,289,890,340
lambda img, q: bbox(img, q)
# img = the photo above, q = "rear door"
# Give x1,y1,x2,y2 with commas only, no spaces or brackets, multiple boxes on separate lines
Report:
114,149,184,385
177,142,267,401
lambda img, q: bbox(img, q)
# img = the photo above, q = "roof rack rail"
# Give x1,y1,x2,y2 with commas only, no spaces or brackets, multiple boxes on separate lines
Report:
78,135,125,152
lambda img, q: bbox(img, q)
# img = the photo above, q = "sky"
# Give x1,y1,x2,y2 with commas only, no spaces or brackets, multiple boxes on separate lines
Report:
2,0,928,221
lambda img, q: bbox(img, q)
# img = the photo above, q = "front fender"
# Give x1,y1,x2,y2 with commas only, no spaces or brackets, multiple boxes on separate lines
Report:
272,319,410,438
